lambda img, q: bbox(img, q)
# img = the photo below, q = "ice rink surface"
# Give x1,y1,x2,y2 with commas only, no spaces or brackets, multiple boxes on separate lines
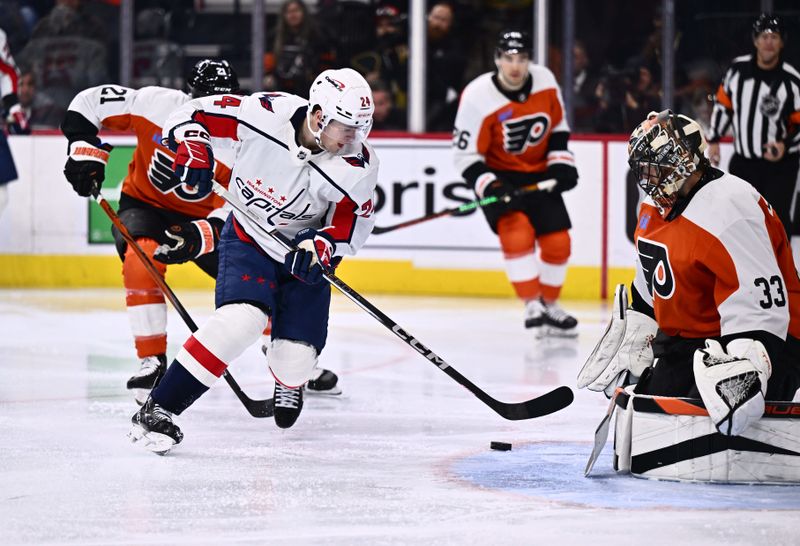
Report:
2,288,798,545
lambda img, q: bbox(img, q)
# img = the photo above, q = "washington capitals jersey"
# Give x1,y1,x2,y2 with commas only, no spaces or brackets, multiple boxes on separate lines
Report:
453,64,574,194
0,29,19,101
63,85,232,218
632,172,800,344
162,91,379,262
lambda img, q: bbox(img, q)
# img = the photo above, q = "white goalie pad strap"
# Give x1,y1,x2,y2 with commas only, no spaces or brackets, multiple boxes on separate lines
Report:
693,339,771,437
578,284,657,392
269,338,318,388
622,392,800,484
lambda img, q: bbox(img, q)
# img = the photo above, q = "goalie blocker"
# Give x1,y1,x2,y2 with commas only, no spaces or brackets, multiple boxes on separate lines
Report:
612,386,800,484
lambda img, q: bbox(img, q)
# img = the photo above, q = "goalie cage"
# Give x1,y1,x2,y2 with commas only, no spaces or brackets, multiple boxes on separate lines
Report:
612,386,800,484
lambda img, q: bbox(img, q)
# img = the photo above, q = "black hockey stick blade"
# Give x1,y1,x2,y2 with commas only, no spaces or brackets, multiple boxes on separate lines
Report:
493,385,574,420
92,188,274,418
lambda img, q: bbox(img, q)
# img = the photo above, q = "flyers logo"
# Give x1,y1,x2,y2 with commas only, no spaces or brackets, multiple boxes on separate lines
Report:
502,114,550,154
343,145,370,168
637,237,675,299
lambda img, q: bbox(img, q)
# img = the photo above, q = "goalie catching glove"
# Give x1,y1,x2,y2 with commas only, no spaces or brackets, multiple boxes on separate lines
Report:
284,228,336,284
63,140,114,197
693,338,771,437
154,218,224,264
577,284,658,396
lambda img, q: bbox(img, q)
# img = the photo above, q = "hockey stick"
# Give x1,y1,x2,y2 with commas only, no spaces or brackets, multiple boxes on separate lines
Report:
584,374,628,477
91,188,274,418
371,178,557,235
213,181,573,420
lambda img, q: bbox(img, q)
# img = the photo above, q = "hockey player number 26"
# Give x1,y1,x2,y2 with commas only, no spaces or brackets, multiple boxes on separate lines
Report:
754,275,786,309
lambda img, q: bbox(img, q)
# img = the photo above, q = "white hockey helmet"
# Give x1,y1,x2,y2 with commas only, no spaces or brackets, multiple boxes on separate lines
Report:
628,110,708,218
307,68,374,151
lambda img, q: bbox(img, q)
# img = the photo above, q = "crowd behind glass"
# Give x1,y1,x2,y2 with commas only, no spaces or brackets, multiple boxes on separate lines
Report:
2,0,798,134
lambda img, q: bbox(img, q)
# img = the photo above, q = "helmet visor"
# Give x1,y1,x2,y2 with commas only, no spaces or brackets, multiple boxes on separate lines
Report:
320,118,372,151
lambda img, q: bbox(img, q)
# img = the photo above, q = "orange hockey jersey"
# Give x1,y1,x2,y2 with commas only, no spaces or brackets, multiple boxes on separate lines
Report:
453,64,573,194
632,171,800,342
64,85,232,218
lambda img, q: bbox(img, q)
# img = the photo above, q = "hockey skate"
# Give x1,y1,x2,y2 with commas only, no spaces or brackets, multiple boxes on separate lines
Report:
127,354,167,405
524,299,545,330
274,382,304,429
128,397,183,455
305,368,342,395
540,300,579,338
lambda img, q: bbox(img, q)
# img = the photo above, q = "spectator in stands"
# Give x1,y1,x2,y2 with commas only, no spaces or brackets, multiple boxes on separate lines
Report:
572,40,600,133
371,80,405,131
17,70,60,128
426,1,466,132
267,0,329,97
18,0,108,116
351,4,408,114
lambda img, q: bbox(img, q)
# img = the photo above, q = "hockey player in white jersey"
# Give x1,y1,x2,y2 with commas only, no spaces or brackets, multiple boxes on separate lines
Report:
129,68,378,452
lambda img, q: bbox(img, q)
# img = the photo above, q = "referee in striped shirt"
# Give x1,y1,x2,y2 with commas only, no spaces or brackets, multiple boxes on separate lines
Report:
708,13,800,235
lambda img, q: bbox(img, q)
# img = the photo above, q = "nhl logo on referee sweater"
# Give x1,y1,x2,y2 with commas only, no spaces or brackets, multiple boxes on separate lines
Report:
759,94,781,118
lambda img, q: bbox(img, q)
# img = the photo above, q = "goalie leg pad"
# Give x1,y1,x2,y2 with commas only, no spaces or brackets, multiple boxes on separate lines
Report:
613,385,635,473
269,338,319,388
624,393,800,484
693,339,771,437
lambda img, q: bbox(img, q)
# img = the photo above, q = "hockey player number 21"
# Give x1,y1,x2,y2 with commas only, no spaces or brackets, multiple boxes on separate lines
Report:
754,275,786,309
99,86,127,104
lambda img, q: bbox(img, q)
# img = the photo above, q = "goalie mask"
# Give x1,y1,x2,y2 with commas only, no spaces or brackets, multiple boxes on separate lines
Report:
307,68,374,154
627,110,708,218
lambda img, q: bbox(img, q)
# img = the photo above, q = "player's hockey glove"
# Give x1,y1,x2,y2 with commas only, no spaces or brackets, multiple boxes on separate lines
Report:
63,140,113,197
693,338,771,436
172,125,214,197
546,162,579,193
480,177,517,214
3,94,29,135
153,217,224,264
284,228,336,284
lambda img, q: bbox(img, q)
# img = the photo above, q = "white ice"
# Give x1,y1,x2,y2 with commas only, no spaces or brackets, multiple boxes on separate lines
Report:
1,289,798,545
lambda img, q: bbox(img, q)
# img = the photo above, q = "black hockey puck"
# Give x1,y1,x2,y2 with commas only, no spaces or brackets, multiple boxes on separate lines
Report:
490,441,512,451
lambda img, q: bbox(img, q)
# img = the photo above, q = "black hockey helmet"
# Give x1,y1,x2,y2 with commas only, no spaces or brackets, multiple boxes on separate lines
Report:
752,13,785,40
187,59,239,98
496,30,532,57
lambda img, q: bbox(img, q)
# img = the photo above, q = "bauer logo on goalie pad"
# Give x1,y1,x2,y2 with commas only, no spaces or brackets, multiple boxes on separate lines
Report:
502,114,550,154
637,237,675,299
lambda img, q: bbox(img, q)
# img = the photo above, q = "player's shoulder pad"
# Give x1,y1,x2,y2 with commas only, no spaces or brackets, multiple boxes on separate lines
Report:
313,143,379,205
529,63,559,92
130,86,190,121
240,91,307,125
684,172,765,232
458,72,507,116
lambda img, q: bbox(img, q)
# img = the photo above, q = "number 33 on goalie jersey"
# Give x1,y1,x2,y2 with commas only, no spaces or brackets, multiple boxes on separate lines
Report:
453,64,570,178
632,173,800,342
63,85,232,217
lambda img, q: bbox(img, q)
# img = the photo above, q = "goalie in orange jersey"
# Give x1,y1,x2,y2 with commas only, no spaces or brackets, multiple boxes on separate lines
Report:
453,30,579,337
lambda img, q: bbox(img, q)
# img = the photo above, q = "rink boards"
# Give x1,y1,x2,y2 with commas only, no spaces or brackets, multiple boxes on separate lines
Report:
0,134,738,299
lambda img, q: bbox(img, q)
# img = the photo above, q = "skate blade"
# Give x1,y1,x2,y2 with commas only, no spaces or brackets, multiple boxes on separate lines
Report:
128,424,176,456
304,385,343,396
542,326,579,339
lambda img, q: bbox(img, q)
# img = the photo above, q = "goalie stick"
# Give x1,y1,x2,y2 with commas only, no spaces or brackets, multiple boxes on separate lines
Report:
584,375,627,477
213,181,573,420
371,179,557,235
92,188,274,418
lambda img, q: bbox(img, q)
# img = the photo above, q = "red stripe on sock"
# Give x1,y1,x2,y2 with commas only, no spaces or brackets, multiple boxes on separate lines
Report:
183,336,227,377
